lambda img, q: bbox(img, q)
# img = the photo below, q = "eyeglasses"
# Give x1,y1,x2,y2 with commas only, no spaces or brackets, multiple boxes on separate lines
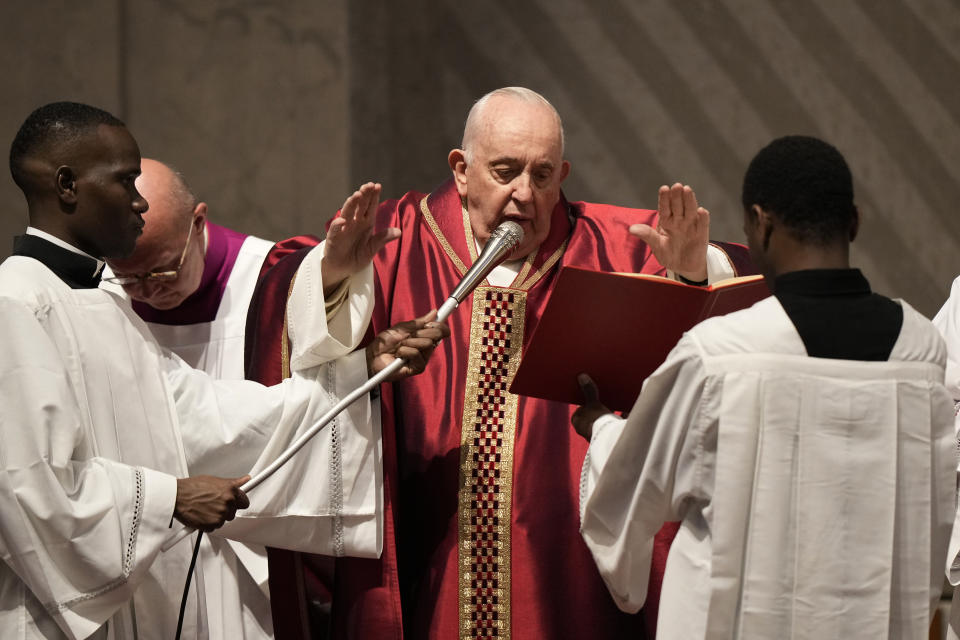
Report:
104,222,195,286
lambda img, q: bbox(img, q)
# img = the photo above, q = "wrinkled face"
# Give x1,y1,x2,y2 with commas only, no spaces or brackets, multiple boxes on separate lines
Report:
71,125,148,259
453,98,570,259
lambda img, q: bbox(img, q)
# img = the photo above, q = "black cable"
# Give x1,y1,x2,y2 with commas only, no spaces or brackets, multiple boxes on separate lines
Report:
174,531,204,640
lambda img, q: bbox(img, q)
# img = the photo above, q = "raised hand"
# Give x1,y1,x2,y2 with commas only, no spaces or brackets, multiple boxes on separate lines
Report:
571,373,612,441
174,475,251,533
322,182,401,294
629,183,710,283
366,310,451,382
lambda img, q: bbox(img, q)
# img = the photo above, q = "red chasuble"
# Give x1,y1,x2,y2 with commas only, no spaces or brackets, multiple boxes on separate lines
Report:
246,179,751,640
244,235,321,384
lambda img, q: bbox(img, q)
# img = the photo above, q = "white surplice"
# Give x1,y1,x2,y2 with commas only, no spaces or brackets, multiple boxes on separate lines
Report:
103,233,283,640
580,296,954,639
0,250,380,640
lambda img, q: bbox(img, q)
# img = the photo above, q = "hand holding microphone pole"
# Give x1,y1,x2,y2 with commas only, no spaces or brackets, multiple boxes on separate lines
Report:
366,311,451,382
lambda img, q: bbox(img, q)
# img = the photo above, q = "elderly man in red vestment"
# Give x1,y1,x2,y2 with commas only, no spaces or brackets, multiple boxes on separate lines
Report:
248,87,752,639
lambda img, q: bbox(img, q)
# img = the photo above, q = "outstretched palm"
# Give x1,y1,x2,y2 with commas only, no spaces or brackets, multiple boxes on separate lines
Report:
629,183,709,282
322,182,400,292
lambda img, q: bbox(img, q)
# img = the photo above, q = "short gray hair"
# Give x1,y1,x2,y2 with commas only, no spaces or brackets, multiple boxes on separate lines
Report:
461,87,565,163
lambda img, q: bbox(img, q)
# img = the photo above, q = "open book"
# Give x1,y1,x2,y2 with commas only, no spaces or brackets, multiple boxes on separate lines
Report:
509,266,770,412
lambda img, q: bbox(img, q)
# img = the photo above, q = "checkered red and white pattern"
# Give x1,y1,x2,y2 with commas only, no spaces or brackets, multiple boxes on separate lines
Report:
462,290,515,639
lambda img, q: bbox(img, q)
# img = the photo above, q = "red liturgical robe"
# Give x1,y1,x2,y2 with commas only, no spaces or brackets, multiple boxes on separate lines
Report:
248,179,751,640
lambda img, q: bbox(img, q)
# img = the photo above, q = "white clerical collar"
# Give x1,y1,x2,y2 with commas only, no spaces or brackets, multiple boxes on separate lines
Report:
475,238,524,288
25,227,106,275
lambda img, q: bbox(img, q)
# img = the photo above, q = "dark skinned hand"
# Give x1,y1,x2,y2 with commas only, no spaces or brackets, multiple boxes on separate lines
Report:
366,310,450,382
322,182,401,296
174,475,251,533
571,373,613,441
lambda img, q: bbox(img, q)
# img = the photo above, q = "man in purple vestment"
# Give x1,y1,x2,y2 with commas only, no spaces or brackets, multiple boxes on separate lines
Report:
104,158,280,379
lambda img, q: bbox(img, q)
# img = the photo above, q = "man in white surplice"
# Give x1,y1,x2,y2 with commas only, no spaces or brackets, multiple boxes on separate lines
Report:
574,136,955,639
0,102,445,639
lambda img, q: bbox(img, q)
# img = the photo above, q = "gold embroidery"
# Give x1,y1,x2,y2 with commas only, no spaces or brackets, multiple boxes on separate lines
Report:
517,240,568,290
510,250,536,288
458,287,526,640
421,195,469,276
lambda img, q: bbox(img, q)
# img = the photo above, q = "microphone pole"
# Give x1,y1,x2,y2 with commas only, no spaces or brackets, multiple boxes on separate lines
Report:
164,220,524,551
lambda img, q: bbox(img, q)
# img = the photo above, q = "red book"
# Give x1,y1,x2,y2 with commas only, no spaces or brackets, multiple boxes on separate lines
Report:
509,266,770,412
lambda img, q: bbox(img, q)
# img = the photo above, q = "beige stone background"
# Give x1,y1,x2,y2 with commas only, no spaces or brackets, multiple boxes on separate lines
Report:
1,0,958,316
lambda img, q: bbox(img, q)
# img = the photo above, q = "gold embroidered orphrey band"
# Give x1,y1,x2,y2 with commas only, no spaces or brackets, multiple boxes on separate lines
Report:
457,286,526,640
418,192,567,637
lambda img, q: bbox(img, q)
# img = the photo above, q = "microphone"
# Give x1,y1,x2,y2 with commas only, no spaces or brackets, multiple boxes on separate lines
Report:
438,220,524,321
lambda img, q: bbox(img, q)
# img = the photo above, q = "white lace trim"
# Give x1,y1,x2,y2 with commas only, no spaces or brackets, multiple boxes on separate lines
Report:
326,362,345,557
45,467,144,614
579,449,591,524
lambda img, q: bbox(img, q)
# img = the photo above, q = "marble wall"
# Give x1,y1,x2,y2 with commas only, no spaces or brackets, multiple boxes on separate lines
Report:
2,0,959,316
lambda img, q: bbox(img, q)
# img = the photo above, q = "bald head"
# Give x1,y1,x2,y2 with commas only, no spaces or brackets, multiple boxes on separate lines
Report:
121,159,198,260
106,158,208,310
461,87,565,164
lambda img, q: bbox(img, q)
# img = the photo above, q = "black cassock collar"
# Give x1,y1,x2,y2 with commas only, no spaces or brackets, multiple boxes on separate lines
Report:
12,234,104,289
